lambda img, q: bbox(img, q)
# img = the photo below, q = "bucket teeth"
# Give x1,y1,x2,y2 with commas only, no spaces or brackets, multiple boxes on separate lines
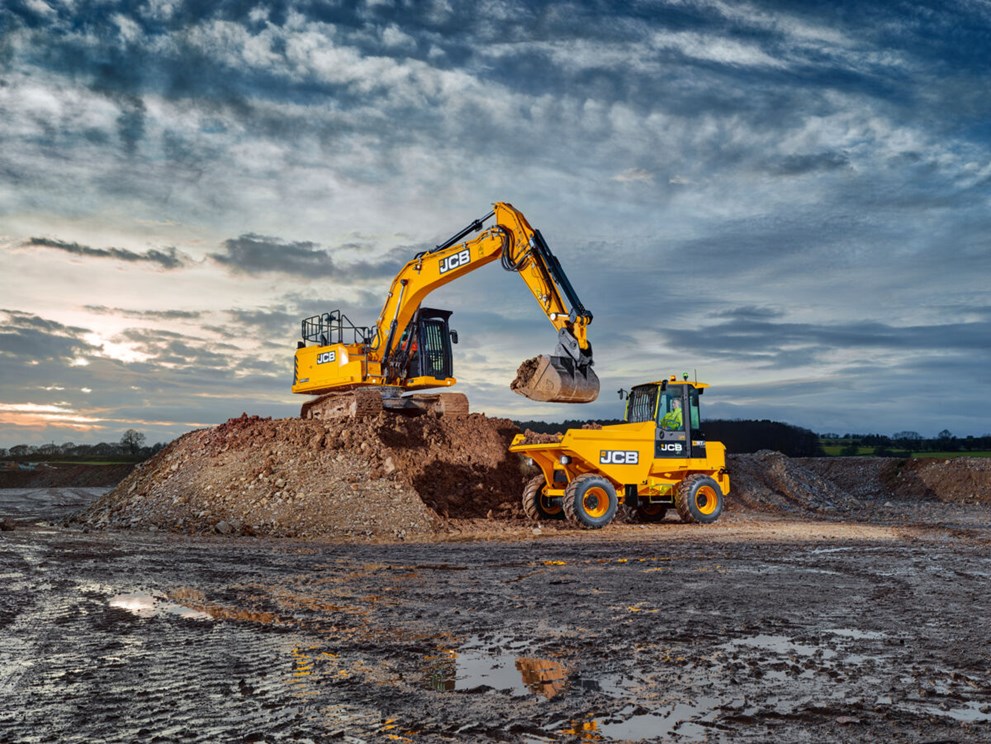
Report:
511,354,600,404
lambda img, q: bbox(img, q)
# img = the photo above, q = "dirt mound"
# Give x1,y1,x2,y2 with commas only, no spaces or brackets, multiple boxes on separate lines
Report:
76,412,527,539
0,463,134,488
730,453,991,514
728,451,864,515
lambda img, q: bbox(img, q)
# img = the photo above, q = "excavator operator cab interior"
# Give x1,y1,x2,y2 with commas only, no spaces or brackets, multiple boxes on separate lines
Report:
396,307,456,381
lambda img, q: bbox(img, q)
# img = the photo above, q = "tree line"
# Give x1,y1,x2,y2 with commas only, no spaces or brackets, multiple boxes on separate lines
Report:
1,429,164,462
820,430,991,456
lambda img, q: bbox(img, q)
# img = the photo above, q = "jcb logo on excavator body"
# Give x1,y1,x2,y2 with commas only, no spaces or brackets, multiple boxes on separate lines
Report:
316,351,336,365
439,248,470,274
600,450,639,465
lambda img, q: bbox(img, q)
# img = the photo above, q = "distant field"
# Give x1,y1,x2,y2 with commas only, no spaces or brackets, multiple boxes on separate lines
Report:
820,445,991,459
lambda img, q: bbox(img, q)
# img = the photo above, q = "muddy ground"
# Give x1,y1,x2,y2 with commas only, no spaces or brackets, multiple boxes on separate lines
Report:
2,486,991,743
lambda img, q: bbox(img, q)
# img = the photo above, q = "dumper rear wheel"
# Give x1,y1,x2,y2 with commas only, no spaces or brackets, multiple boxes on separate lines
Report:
563,474,618,529
522,475,562,521
675,474,723,524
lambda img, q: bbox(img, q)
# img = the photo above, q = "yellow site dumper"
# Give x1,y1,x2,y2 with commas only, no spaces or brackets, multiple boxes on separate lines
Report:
509,375,730,529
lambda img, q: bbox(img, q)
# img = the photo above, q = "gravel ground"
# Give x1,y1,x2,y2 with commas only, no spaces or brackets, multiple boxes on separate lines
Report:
2,488,991,743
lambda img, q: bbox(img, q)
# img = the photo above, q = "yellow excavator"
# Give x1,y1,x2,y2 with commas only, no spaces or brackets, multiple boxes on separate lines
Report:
291,202,599,418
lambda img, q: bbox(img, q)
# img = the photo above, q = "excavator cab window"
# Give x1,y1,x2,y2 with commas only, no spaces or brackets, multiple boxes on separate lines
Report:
409,307,454,380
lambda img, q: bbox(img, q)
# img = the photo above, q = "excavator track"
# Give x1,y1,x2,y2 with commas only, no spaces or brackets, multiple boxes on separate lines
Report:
300,389,384,420
382,392,470,417
300,390,469,420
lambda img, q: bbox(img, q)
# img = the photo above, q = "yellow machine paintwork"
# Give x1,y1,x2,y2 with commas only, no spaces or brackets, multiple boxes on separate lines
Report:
292,202,590,397
292,343,456,395
510,426,729,501
509,379,730,505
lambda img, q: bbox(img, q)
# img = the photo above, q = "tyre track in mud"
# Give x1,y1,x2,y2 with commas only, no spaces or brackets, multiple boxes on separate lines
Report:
0,530,334,742
3,517,991,742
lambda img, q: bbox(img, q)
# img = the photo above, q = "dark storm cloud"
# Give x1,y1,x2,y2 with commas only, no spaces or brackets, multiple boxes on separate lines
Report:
211,235,409,280
118,328,234,371
0,310,96,360
659,313,991,368
768,151,851,176
210,235,334,277
26,238,188,270
84,306,202,320
226,308,301,337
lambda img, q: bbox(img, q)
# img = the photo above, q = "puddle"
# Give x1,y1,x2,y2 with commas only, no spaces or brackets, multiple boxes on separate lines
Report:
427,635,720,740
918,701,991,723
824,628,887,640
721,634,836,659
108,591,213,621
426,644,568,698
425,634,572,698
557,699,720,742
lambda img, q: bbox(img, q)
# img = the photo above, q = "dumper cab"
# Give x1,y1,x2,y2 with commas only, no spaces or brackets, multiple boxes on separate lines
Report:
509,375,729,529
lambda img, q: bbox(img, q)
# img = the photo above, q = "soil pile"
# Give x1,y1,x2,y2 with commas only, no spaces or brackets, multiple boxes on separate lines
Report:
76,412,526,539
728,451,863,515
730,453,991,514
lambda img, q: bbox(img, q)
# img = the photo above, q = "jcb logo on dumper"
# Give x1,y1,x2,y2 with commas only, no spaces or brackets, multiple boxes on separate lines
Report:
439,248,470,274
316,351,336,365
600,450,639,465
659,443,683,453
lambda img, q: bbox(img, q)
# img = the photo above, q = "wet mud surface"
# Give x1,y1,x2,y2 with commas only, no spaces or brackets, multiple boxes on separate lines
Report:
3,490,991,742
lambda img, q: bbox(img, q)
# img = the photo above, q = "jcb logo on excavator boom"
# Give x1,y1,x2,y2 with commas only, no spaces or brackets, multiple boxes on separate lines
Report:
600,450,639,465
439,248,471,274
316,351,336,365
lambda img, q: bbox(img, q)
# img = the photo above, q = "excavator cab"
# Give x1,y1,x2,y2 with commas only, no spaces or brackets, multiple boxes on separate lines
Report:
395,307,456,383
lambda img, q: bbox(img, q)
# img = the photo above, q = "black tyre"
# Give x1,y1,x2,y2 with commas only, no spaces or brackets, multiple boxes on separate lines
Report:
522,475,562,521
563,474,618,529
675,474,724,524
635,503,668,523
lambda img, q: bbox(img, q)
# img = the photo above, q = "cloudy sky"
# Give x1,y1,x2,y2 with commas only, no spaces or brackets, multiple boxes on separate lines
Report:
2,0,989,447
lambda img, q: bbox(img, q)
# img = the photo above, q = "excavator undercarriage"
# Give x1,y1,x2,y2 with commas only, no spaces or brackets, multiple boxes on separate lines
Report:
299,390,469,420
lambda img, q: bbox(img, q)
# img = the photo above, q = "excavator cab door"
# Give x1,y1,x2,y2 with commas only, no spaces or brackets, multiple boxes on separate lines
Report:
410,307,455,381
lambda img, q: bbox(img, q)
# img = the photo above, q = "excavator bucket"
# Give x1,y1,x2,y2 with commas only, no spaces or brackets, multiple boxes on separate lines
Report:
511,355,600,404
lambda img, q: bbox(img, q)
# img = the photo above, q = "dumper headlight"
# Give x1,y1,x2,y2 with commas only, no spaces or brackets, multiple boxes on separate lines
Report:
559,455,571,465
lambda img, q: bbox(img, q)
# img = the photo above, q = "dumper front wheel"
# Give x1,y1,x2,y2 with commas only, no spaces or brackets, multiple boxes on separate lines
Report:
563,474,618,529
675,474,723,524
522,475,562,521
